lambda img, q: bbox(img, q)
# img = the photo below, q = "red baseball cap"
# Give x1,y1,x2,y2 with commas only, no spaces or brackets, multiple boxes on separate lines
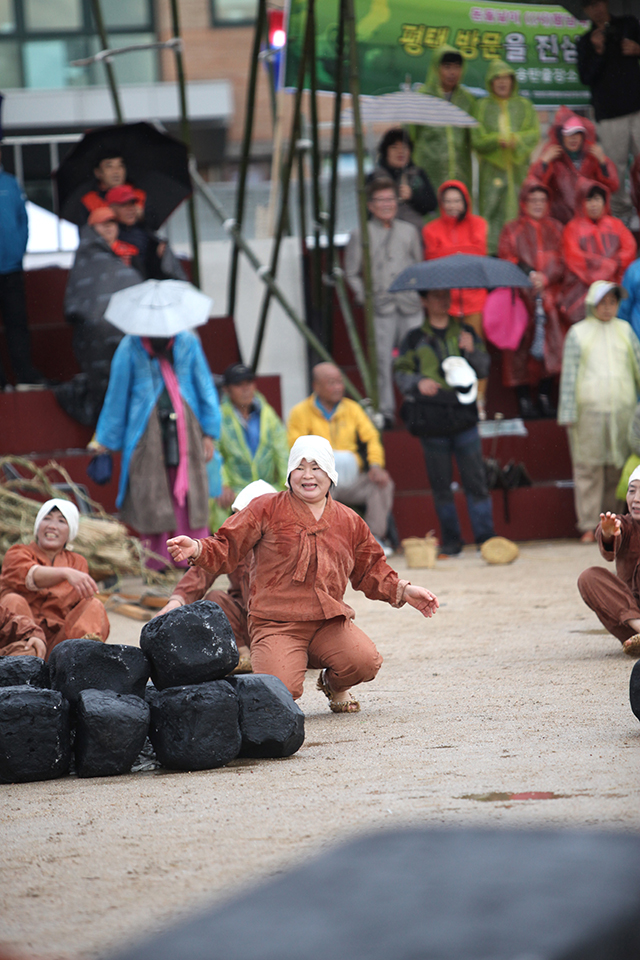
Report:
88,205,117,225
105,184,139,205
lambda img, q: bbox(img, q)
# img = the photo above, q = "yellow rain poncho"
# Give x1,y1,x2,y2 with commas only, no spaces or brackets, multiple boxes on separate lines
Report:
472,60,540,253
409,45,477,194
558,282,640,470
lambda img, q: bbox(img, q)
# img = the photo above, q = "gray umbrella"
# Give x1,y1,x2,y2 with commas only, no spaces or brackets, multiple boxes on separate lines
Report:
389,254,531,292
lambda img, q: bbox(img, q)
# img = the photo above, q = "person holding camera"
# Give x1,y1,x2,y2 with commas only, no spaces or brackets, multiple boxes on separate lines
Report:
394,288,496,557
577,0,640,222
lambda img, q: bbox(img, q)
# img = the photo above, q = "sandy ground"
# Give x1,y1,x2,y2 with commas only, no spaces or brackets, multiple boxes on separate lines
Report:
2,538,640,959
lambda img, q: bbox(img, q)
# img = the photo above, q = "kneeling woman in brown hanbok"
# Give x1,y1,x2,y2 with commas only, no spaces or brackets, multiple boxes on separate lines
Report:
0,499,109,659
168,436,438,712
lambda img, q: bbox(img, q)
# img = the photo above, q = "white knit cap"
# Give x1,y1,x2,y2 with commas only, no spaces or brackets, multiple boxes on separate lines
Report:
231,480,277,513
34,498,80,544
287,435,338,486
629,466,640,487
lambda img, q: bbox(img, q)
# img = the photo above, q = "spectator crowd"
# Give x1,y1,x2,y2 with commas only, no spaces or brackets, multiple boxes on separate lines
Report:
3,0,640,648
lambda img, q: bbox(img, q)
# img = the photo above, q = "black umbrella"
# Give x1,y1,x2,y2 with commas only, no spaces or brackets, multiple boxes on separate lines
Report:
54,122,191,230
388,254,531,292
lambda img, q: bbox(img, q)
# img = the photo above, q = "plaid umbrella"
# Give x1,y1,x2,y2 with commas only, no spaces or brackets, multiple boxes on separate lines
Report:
342,91,478,128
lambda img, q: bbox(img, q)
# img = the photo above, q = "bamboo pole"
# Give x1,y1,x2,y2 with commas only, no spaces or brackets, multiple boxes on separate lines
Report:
344,0,378,408
249,3,315,372
227,0,268,319
169,0,201,288
90,0,124,124
307,1,324,343
190,165,363,403
324,0,345,296
333,269,375,397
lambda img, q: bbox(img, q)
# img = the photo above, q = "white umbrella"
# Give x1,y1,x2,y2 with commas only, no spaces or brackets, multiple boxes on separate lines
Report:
104,279,213,337
342,91,478,128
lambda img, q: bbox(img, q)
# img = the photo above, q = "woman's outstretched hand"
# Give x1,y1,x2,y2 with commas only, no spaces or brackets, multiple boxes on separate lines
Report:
404,584,439,618
600,511,621,542
64,568,99,599
167,536,198,563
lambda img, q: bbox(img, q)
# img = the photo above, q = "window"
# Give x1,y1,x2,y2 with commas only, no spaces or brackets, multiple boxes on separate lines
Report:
0,0,16,33
24,0,82,31
0,0,156,88
211,0,257,26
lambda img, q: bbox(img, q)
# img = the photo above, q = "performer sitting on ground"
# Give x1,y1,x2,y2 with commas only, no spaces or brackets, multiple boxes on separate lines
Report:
0,499,109,659
154,480,277,673
167,436,439,713
0,602,47,659
578,466,640,657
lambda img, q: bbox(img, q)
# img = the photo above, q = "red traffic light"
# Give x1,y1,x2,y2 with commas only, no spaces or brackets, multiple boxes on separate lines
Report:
267,9,286,48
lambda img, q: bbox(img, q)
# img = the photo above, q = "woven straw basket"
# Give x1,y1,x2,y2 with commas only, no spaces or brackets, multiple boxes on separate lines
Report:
401,533,438,569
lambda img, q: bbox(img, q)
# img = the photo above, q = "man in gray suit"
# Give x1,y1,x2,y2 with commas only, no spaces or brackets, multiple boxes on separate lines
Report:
345,177,423,428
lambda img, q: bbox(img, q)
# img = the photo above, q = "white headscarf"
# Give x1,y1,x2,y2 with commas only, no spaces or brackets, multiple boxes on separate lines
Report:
629,466,640,487
287,435,338,486
34,499,80,545
231,480,277,513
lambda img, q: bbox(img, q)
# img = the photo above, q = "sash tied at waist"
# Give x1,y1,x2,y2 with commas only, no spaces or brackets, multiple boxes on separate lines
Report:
292,531,316,583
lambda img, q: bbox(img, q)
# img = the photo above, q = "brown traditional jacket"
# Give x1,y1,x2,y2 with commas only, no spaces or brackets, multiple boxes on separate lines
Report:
0,542,91,629
194,490,407,622
596,514,640,597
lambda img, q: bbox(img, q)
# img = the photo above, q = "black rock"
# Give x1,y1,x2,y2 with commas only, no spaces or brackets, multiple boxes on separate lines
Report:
75,689,150,779
227,674,305,758
0,656,49,689
139,600,239,690
0,686,71,783
148,680,241,770
48,640,150,702
630,660,640,721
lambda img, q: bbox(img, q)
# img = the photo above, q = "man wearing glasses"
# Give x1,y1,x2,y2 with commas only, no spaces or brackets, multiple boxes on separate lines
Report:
345,177,423,429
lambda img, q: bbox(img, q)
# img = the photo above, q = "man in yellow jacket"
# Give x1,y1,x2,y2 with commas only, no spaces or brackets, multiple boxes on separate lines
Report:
287,362,395,548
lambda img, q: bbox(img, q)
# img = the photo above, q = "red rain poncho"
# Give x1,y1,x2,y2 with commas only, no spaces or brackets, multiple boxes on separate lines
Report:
497,179,565,383
560,180,637,327
529,107,619,225
422,180,488,317
630,153,640,219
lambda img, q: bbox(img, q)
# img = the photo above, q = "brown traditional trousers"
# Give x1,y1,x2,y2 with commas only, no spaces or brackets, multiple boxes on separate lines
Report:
0,592,109,659
577,566,640,643
577,514,640,643
248,615,383,700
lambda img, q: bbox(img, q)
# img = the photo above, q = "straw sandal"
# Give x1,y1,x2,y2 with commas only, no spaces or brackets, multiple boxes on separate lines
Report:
623,634,640,658
316,669,360,714
231,655,253,674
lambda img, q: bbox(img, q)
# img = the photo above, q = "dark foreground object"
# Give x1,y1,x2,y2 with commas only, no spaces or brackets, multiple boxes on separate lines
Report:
49,640,150,702
0,655,49,688
147,680,241,770
0,686,71,783
107,829,640,960
140,601,239,690
75,689,150,778
227,674,305,758
630,660,640,721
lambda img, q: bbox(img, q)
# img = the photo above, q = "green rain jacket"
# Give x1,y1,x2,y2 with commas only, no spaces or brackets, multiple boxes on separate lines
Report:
209,391,289,531
472,59,540,254
409,45,477,194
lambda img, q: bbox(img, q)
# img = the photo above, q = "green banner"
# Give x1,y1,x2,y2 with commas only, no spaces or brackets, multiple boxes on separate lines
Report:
284,0,591,106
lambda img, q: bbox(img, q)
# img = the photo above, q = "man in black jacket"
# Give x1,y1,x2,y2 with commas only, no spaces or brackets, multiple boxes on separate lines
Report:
394,288,495,557
577,0,640,221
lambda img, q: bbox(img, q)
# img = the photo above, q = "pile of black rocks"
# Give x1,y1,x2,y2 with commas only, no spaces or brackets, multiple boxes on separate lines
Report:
0,600,304,784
